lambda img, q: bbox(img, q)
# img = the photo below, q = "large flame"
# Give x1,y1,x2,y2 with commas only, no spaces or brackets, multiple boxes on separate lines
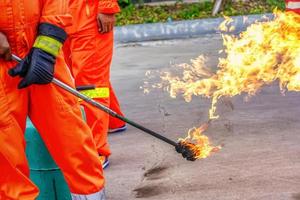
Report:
147,11,300,159
163,11,300,118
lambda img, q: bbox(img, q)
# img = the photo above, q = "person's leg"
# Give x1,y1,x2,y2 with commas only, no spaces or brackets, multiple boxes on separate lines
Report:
29,54,105,197
67,31,112,157
108,84,126,131
65,1,125,158
105,31,126,132
0,63,39,200
0,152,39,200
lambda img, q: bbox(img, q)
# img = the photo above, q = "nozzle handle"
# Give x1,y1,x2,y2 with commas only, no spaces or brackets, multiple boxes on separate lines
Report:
12,54,22,63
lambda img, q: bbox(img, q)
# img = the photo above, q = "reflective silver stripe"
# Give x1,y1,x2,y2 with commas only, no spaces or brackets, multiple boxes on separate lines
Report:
287,2,300,9
71,188,106,200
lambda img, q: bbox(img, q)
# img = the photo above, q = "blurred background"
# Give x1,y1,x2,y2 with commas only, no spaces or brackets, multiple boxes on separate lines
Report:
116,0,285,26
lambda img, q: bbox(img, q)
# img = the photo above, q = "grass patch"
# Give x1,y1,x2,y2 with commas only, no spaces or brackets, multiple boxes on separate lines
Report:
116,0,285,26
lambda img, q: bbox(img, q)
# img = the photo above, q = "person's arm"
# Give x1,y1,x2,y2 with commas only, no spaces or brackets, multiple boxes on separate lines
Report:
0,32,11,61
8,0,71,89
39,0,72,28
97,0,120,33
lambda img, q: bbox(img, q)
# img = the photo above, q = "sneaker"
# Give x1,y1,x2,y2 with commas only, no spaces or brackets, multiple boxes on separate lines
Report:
108,124,127,134
99,156,110,170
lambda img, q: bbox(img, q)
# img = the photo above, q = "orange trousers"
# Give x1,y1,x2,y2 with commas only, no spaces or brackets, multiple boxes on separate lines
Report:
0,54,105,199
64,2,125,157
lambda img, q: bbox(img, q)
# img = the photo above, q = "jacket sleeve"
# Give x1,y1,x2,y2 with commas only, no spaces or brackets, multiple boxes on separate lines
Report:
39,0,72,29
98,0,121,14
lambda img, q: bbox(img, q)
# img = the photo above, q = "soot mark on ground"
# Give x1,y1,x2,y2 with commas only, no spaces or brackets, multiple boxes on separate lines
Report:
143,166,168,180
221,97,235,111
224,121,233,132
293,193,300,200
133,166,170,198
133,185,164,198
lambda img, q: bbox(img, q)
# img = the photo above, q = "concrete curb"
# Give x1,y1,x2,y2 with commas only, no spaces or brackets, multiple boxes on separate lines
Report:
114,13,274,43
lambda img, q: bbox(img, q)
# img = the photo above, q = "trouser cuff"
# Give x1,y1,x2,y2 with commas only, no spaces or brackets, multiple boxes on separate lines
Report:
71,188,105,200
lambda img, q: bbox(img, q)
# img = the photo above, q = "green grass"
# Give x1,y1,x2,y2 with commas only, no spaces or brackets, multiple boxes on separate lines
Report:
266,0,285,10
116,0,285,26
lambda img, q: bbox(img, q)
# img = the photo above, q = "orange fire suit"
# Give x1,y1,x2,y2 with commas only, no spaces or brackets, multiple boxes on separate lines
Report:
64,0,125,157
286,0,300,14
0,0,104,199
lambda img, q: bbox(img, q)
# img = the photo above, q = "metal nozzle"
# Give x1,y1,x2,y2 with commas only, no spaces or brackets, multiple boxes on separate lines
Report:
175,141,197,161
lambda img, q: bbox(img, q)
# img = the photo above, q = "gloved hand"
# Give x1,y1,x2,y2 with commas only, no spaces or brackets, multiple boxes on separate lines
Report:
0,32,11,61
9,23,67,89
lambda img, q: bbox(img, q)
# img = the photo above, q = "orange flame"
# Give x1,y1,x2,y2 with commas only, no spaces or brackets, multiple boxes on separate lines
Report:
161,11,300,119
178,122,221,159
145,11,300,159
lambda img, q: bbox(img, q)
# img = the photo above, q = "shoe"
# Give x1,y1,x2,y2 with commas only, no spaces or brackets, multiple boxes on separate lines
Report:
99,156,110,170
108,124,127,133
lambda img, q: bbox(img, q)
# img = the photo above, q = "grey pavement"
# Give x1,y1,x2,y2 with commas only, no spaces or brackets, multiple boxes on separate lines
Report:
105,35,300,200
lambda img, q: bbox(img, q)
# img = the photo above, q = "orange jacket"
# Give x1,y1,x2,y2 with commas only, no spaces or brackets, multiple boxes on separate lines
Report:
286,0,300,14
98,0,121,14
0,0,71,58
66,0,120,35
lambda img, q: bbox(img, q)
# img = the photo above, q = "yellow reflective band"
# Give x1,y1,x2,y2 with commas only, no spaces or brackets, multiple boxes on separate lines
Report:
33,35,62,57
80,87,110,99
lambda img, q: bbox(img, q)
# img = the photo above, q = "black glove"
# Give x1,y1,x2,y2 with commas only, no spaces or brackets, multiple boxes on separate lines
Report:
9,23,67,89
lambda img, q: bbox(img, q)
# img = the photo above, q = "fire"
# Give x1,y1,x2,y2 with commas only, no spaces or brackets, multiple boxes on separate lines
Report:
146,11,300,160
162,11,300,118
178,122,221,159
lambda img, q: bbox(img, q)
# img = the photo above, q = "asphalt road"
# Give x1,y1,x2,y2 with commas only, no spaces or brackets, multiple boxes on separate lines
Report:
105,35,300,200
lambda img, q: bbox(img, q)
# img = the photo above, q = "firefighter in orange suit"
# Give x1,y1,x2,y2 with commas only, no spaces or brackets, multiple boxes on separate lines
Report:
64,0,126,167
286,0,300,13
0,0,105,199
